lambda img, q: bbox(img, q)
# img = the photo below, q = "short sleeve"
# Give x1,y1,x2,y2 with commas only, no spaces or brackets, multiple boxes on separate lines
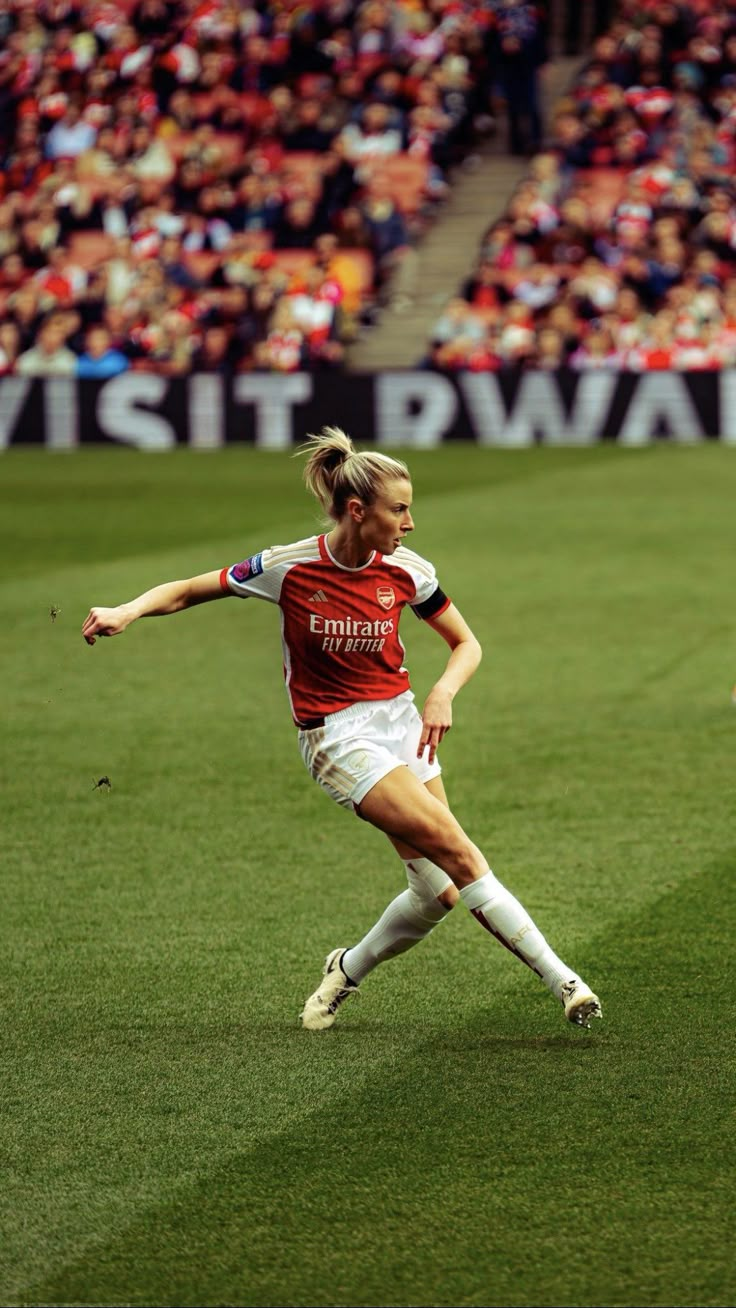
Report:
220,549,282,603
388,545,452,622
411,586,451,621
220,536,321,603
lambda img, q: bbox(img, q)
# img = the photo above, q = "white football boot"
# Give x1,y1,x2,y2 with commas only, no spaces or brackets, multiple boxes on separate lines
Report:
560,978,602,1029
300,948,359,1030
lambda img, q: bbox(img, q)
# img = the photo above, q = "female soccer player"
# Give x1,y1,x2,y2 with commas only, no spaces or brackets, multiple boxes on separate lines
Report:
82,427,601,1032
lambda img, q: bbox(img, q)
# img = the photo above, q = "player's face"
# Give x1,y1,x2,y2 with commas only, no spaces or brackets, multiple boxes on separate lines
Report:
361,477,414,554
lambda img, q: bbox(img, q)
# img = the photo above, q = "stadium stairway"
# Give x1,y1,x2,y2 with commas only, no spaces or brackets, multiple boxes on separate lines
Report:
345,54,583,371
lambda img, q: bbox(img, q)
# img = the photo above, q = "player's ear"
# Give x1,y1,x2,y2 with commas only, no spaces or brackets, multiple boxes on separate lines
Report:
346,495,366,523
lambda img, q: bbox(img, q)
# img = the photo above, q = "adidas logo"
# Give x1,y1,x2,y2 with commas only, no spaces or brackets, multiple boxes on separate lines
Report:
309,589,328,604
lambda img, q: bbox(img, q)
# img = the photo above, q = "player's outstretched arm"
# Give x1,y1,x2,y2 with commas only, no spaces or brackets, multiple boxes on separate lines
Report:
417,603,482,762
82,570,226,646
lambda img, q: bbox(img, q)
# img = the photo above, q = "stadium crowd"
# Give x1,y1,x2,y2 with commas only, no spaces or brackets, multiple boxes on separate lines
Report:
5,1,736,376
426,0,736,371
0,0,525,376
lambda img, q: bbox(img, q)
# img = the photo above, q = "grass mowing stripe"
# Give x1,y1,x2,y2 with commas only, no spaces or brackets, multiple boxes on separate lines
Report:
17,854,735,1308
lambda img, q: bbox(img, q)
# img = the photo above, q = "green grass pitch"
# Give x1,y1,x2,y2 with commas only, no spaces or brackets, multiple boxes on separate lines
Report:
2,443,735,1308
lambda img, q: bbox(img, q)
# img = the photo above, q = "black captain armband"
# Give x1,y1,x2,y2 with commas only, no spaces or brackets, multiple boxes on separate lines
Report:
411,587,450,620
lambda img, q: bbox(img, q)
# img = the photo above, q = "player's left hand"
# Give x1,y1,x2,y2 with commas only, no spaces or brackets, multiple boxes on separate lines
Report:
418,687,453,764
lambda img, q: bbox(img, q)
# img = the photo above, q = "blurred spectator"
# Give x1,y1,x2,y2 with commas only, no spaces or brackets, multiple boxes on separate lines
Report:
513,265,563,310
257,300,307,372
191,324,238,373
432,296,487,345
0,252,27,293
489,1,548,157
229,175,282,235
497,300,536,363
313,231,366,334
7,284,44,350
44,103,97,159
33,245,86,310
0,321,22,374
339,102,403,165
533,325,567,369
128,124,176,184
360,173,417,307
274,198,327,249
283,99,337,152
460,258,504,310
76,323,129,377
563,1,616,57
568,324,623,369
284,264,342,350
16,313,77,375
160,236,203,290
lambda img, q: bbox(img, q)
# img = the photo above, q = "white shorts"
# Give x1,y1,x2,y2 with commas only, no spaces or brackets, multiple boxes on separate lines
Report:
298,690,442,812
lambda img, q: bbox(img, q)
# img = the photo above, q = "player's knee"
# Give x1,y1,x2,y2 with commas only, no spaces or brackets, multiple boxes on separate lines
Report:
438,883,460,910
430,832,484,887
405,856,457,916
406,882,457,924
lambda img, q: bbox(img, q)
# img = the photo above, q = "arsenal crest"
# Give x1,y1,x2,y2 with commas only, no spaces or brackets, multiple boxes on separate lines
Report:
376,586,395,610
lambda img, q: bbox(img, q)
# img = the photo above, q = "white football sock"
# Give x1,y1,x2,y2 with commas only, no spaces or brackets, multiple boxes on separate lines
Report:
459,869,574,1000
343,860,451,984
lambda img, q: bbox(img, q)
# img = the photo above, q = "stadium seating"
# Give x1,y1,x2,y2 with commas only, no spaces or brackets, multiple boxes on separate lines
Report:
0,0,485,374
424,2,736,371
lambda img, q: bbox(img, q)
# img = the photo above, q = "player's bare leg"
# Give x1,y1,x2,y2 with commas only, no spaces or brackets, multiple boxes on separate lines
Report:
300,779,459,1031
356,767,602,1029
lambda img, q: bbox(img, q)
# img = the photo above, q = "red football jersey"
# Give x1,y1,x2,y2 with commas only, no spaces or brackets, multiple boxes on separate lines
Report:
221,534,450,726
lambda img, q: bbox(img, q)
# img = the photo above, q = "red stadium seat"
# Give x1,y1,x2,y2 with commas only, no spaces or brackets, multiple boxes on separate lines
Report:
361,154,430,214
569,167,629,225
67,231,116,269
164,131,246,172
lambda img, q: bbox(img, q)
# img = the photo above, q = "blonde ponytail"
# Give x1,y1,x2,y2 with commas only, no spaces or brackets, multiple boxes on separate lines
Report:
298,426,410,521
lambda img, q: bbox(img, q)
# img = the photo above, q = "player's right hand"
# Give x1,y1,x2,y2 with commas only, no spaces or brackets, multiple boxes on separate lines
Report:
82,606,130,646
